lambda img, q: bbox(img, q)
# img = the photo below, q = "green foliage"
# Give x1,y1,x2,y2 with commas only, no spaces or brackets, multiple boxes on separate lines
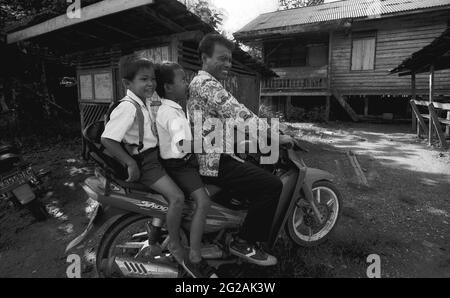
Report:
278,0,325,10
260,102,327,123
289,106,327,122
259,103,286,122
286,106,305,121
0,0,103,28
184,0,225,31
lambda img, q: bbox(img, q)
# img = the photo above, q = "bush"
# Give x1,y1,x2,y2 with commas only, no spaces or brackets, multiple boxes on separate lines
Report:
287,106,327,123
259,102,327,123
286,106,305,122
304,106,328,123
259,103,286,122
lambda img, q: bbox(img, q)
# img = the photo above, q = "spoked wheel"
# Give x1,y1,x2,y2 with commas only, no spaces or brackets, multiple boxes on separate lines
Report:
96,214,188,278
286,181,342,247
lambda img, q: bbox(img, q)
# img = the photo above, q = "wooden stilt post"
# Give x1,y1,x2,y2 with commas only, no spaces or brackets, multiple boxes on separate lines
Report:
327,31,333,122
286,96,292,121
411,73,417,131
410,100,427,137
446,111,450,138
325,95,331,122
428,104,448,149
364,96,369,117
429,64,435,146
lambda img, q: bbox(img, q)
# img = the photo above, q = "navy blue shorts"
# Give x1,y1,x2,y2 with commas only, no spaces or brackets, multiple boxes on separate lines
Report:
133,148,167,187
161,154,205,196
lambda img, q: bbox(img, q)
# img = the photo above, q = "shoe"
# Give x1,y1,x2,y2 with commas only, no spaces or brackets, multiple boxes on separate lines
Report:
182,258,218,278
229,240,277,266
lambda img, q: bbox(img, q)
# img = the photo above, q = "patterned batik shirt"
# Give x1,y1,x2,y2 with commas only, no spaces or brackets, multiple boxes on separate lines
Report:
187,70,270,177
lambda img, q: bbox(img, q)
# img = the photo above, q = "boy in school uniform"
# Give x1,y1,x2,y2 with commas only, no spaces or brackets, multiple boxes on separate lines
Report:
155,62,217,278
101,55,186,264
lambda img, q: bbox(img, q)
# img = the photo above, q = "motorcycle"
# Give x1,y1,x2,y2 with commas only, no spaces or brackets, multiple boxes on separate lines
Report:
0,143,50,221
65,121,343,278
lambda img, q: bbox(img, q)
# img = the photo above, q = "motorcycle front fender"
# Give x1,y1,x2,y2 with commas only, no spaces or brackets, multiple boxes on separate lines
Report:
268,168,334,249
65,205,128,253
303,168,334,189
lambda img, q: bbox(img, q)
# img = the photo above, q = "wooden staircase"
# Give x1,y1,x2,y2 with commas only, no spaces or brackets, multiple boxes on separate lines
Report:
331,89,359,122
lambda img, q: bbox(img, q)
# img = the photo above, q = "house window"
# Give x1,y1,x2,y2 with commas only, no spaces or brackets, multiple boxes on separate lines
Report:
265,41,307,68
351,31,377,71
78,69,114,103
307,44,328,67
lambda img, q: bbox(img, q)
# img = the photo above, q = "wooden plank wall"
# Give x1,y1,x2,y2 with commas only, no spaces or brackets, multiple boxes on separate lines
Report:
71,39,261,114
331,10,450,96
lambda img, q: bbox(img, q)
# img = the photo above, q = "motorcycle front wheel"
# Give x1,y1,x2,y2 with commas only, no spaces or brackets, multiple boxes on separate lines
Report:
96,214,187,278
286,181,342,247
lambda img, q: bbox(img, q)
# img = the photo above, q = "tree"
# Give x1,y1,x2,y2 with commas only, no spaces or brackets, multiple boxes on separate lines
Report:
183,0,225,32
0,0,102,28
0,0,87,136
279,0,325,10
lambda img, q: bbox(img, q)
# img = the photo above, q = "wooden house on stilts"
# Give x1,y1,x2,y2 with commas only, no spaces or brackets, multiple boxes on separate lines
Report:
234,0,450,122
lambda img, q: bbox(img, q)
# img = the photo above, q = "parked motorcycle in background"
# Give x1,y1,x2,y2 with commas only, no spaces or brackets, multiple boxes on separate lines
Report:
0,143,50,221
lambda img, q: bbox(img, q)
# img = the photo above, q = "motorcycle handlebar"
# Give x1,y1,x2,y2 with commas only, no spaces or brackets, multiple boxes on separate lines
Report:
238,130,309,153
279,136,309,153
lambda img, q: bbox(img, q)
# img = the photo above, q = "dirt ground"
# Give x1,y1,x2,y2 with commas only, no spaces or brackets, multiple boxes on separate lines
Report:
1,122,449,278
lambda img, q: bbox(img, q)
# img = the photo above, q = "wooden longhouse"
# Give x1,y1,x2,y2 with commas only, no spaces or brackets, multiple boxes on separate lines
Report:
4,0,274,151
234,0,450,122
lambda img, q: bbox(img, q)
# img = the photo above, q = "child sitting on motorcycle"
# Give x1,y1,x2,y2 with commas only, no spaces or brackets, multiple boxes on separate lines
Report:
101,55,187,268
154,61,217,278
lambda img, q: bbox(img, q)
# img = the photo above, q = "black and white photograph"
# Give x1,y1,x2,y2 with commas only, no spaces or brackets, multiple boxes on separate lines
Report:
0,0,449,282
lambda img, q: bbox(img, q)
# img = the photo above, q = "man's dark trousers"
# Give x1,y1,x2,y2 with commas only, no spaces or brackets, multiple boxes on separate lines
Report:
205,154,283,243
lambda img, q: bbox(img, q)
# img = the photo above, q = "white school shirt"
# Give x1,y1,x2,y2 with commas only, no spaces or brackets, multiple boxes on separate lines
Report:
156,99,192,160
102,90,158,155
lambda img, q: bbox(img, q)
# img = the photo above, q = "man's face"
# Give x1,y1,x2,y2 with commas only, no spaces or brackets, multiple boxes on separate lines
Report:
203,43,232,81
125,67,156,100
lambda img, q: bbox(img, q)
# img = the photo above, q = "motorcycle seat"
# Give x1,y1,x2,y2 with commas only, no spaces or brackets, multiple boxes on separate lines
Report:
83,121,129,180
83,121,225,198
0,144,20,156
0,153,21,173
111,178,155,193
113,180,222,198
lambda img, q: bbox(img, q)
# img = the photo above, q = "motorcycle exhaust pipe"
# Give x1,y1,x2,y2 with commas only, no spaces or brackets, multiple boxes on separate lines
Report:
114,257,179,278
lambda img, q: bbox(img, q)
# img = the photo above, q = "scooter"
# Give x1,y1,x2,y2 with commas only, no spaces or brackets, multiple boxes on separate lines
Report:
0,144,49,221
65,121,343,278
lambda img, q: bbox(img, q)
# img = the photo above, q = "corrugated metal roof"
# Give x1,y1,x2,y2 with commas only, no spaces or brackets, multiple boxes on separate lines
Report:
236,0,450,36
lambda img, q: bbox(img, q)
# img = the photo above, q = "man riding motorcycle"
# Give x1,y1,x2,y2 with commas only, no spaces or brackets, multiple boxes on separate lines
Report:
187,33,295,266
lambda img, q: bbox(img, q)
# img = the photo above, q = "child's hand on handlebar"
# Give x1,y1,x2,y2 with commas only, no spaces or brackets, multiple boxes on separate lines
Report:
126,161,140,182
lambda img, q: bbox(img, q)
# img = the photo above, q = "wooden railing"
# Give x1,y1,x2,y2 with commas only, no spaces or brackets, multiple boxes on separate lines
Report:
262,77,328,90
410,100,450,149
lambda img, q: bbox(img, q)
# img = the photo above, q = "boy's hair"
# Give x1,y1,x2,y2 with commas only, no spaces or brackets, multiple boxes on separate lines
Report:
154,61,183,98
198,33,235,58
119,54,154,81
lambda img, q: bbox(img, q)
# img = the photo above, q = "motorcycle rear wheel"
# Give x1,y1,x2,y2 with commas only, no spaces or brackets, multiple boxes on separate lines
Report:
286,181,342,247
96,214,187,278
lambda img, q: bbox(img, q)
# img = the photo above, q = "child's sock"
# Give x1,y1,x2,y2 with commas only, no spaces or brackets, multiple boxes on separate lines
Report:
189,250,202,264
168,242,186,264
